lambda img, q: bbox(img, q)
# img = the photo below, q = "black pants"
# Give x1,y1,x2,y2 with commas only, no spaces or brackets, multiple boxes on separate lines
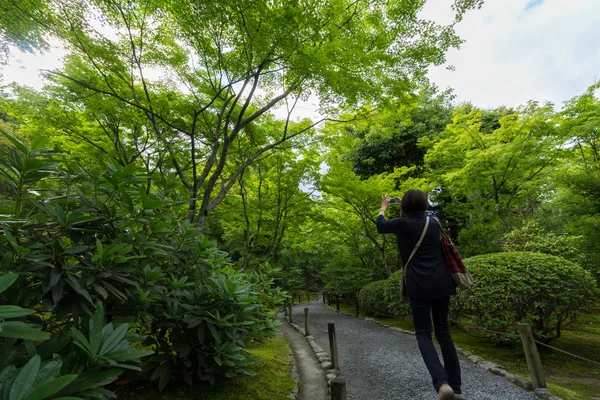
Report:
409,297,462,395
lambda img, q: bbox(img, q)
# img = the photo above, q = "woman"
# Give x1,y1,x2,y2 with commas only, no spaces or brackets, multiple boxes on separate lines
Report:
376,190,462,400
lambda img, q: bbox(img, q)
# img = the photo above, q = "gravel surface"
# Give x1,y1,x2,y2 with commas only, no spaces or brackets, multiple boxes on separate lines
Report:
292,301,537,400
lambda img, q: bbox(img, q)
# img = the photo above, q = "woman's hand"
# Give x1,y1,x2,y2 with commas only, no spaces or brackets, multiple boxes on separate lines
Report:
380,195,390,213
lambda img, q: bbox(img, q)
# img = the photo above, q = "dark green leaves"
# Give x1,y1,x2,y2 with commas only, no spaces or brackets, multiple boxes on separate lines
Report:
0,355,77,400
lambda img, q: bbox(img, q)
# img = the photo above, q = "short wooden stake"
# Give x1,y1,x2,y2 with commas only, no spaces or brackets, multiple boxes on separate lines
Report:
328,294,332,306
284,300,288,317
323,292,326,303
517,323,546,389
304,308,310,336
330,377,346,400
355,294,359,317
336,295,340,311
328,323,340,372
288,301,293,323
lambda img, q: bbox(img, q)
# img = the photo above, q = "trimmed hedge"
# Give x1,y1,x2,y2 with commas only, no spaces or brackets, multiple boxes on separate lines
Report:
457,252,599,343
358,270,411,317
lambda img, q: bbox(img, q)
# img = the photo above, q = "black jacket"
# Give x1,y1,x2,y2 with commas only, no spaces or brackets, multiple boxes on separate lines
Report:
376,214,456,299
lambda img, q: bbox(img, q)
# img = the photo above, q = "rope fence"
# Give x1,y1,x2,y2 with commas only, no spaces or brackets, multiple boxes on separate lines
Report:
278,290,599,397
319,292,600,370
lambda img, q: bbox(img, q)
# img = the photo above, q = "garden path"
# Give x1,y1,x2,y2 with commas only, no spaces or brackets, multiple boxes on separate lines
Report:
290,301,537,400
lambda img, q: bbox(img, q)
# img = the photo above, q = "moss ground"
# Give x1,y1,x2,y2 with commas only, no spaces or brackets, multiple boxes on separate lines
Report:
334,301,600,400
119,336,295,400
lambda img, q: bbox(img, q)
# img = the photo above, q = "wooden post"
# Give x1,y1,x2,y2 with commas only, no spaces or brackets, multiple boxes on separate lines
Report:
336,295,340,311
330,377,346,400
328,323,340,372
328,293,332,306
517,323,546,389
284,300,288,317
291,296,294,306
355,294,359,317
288,301,293,323
323,292,326,304
304,308,310,336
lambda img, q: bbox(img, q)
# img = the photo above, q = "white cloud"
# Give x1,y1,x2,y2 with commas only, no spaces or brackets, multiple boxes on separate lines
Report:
423,0,600,109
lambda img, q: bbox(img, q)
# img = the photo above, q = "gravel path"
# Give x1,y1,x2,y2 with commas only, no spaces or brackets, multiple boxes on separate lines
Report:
292,301,537,400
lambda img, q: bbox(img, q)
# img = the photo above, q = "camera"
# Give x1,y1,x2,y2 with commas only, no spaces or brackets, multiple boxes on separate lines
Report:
389,198,397,204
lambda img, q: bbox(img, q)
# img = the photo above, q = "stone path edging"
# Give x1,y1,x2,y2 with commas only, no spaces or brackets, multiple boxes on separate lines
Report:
287,319,341,386
320,302,562,400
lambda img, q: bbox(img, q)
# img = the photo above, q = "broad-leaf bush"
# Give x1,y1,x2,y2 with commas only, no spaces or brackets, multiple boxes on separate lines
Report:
0,132,282,392
0,282,151,399
457,252,599,343
358,270,411,317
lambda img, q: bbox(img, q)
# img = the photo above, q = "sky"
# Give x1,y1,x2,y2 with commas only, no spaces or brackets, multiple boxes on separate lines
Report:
422,0,600,109
1,0,599,114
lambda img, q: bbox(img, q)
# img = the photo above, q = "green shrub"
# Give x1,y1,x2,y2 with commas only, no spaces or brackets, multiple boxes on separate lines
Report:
457,221,502,258
501,221,583,262
457,252,599,343
0,276,151,400
0,132,282,393
358,270,411,317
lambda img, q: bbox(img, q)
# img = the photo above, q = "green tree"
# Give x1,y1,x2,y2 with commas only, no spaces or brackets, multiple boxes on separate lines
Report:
0,0,51,74
551,82,600,284
345,87,453,179
216,144,320,270
28,0,481,230
421,103,563,255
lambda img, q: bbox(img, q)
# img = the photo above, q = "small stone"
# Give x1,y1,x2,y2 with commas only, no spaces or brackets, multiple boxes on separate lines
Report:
305,335,314,340
468,355,483,364
321,361,332,370
478,361,499,370
548,396,562,400
535,388,553,399
455,347,462,352
381,324,390,328
462,350,472,357
489,367,508,377
315,352,328,358
326,373,337,380
326,369,337,374
505,374,533,391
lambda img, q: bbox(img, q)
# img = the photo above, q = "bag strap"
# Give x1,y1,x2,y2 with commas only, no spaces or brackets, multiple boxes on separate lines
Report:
431,216,448,242
405,216,429,269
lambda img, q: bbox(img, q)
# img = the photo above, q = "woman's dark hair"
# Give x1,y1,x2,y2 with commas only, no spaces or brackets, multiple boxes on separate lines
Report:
401,189,429,216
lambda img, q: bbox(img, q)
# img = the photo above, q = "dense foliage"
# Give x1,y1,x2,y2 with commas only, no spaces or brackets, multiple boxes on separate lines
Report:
0,130,282,396
358,270,411,317
2,0,600,397
456,252,598,343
